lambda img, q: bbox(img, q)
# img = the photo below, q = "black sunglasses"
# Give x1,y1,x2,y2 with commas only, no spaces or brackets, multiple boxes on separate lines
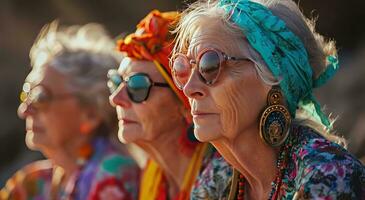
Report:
108,70,170,103
171,48,250,89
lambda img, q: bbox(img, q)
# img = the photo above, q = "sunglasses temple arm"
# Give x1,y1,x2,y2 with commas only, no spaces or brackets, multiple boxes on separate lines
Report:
229,56,250,61
153,82,170,88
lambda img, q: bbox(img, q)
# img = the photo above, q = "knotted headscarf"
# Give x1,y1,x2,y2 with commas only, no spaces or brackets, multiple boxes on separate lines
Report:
117,10,198,153
117,10,190,110
219,0,339,129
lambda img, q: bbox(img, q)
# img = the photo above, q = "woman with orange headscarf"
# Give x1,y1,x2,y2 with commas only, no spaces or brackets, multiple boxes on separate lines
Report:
108,10,232,200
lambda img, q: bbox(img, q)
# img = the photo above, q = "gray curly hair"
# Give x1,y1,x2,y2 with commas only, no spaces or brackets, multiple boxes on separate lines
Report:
27,21,121,137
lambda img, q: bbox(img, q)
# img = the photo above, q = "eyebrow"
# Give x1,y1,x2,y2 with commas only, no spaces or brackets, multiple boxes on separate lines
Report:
187,40,201,60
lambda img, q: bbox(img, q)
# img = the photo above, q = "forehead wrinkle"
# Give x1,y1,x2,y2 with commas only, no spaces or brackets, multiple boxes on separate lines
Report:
188,26,246,58
188,34,229,59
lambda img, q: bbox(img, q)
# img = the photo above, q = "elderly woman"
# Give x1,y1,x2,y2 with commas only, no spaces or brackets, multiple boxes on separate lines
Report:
0,22,139,199
108,10,232,200
171,0,365,199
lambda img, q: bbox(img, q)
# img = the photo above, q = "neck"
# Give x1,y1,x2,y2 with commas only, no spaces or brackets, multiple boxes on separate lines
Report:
137,124,192,198
212,122,278,200
44,135,92,180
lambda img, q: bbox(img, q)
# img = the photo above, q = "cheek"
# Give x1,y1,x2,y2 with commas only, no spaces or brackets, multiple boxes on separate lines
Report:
213,79,246,139
42,105,82,142
213,67,267,139
137,91,182,140
134,106,156,139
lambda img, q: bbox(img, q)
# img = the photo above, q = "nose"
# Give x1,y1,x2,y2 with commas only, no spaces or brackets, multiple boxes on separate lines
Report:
183,68,206,100
109,83,132,108
17,102,35,119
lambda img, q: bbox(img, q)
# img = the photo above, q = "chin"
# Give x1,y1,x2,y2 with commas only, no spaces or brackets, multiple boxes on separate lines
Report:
25,132,37,150
118,130,131,144
117,126,141,144
194,124,221,142
25,132,43,151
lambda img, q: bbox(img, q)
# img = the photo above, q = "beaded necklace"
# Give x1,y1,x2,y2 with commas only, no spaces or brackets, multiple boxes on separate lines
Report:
228,134,293,200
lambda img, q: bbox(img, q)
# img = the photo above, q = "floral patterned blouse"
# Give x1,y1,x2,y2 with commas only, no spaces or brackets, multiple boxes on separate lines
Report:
190,125,365,199
0,137,140,200
191,146,232,200
279,125,365,199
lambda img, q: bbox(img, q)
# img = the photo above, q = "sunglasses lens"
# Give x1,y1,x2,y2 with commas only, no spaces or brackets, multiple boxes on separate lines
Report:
199,50,221,85
29,86,51,108
107,70,122,93
127,74,151,103
172,55,191,89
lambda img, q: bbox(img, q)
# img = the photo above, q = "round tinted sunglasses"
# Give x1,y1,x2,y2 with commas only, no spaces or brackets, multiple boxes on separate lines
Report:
20,83,75,109
171,48,250,89
107,70,170,103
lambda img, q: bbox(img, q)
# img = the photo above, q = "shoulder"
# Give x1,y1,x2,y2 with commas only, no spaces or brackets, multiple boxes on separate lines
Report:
191,146,232,200
88,138,139,177
3,159,53,185
291,126,365,199
1,160,53,199
96,152,140,180
83,137,138,174
79,139,140,200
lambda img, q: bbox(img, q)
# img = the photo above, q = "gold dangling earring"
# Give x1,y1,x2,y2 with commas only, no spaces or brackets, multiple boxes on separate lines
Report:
259,86,291,147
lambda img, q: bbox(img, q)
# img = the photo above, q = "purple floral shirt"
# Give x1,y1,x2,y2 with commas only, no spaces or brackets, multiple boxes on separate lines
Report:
0,137,140,200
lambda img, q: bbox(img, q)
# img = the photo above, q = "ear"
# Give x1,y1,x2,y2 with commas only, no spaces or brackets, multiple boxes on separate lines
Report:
80,108,102,135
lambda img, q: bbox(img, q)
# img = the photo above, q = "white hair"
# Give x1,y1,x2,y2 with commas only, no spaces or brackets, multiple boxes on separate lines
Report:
173,0,344,145
27,21,121,136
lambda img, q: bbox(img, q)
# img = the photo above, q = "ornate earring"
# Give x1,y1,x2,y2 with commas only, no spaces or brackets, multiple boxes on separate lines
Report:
259,86,291,147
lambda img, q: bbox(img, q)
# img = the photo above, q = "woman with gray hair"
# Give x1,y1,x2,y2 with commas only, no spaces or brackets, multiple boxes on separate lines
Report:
0,22,139,200
171,0,365,199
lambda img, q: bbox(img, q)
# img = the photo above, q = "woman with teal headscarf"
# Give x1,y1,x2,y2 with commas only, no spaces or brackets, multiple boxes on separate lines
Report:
171,0,365,199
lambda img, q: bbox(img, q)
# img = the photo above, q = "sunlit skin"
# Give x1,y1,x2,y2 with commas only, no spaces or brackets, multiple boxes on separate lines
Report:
18,66,102,181
109,57,192,198
181,20,279,199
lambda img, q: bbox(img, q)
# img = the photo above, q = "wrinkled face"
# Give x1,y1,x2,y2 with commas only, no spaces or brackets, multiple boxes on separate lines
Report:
182,22,270,142
18,66,87,153
109,57,182,144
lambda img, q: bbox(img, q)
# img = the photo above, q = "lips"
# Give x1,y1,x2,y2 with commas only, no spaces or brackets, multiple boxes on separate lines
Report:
119,118,137,125
27,126,45,134
191,110,217,117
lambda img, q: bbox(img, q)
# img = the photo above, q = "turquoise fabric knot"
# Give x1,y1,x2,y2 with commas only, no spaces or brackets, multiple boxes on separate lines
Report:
218,0,339,129
313,55,339,88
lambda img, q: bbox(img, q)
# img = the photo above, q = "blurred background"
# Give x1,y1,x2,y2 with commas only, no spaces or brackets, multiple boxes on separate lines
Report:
0,0,364,187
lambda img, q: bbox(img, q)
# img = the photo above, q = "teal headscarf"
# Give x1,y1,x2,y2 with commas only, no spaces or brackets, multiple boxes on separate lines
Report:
218,0,339,128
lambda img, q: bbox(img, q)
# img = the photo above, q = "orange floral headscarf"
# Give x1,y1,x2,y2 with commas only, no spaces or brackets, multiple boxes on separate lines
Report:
117,10,190,110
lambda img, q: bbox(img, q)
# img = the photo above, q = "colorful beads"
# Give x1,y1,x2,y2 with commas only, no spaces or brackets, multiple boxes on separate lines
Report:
235,134,293,200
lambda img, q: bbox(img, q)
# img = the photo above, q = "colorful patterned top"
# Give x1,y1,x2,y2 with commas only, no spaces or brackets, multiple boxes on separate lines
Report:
0,137,140,200
278,125,365,199
190,147,232,200
138,143,209,200
191,125,365,200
